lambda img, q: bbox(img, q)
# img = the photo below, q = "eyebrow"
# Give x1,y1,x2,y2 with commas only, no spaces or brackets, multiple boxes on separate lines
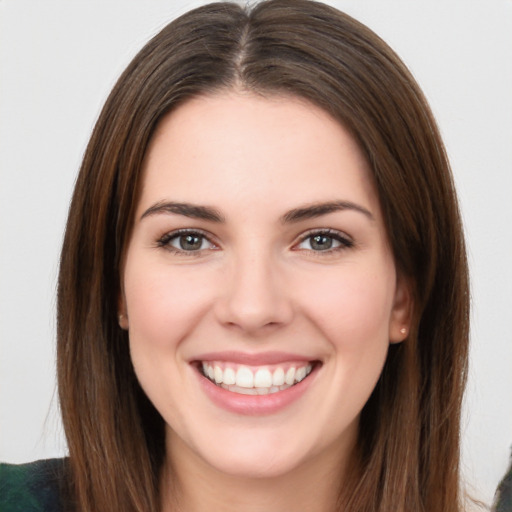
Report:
140,201,225,222
140,199,374,224
280,201,374,223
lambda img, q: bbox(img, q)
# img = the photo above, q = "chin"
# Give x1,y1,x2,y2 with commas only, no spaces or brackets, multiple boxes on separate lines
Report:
204,447,309,480
168,422,316,480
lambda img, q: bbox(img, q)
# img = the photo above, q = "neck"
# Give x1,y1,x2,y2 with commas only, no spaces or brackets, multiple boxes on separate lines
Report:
160,433,357,512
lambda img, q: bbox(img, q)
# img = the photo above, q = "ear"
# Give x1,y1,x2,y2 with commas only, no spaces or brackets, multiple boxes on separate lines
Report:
388,273,413,344
118,292,129,330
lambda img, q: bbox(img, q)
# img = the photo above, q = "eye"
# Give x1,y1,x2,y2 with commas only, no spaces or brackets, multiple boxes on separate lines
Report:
296,230,353,252
157,229,217,254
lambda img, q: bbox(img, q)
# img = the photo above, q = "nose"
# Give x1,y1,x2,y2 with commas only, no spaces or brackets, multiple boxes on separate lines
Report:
214,247,294,335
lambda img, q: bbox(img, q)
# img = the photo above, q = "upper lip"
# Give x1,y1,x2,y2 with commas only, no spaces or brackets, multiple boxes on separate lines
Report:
192,351,317,366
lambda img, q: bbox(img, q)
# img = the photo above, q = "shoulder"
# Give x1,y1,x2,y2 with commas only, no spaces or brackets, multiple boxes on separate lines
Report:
0,458,69,512
495,461,512,512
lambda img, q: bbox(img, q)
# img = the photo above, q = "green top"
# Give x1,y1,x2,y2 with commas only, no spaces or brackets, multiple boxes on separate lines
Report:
2,456,512,511
496,462,512,512
0,459,67,512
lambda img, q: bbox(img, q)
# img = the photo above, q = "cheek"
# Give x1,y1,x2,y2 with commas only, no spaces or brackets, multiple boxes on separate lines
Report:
296,263,396,350
298,266,396,418
123,262,216,349
122,263,217,422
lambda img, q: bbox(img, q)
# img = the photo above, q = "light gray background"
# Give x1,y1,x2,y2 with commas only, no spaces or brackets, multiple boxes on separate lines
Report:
1,0,511,506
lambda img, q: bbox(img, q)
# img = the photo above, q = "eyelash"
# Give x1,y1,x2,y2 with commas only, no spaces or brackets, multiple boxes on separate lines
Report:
156,229,218,256
156,228,354,256
294,229,354,254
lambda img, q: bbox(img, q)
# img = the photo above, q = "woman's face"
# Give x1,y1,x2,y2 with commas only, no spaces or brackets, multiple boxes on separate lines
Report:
120,92,410,479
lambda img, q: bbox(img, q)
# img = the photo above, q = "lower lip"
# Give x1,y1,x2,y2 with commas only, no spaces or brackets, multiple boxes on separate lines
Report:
196,365,318,416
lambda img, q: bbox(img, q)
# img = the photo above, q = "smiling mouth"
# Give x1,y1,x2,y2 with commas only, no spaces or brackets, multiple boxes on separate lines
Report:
198,361,316,395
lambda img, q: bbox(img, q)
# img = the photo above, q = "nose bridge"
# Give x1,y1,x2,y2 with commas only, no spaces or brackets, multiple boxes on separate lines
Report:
217,240,293,333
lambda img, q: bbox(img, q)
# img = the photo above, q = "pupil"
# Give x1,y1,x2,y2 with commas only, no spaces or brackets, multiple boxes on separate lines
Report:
180,234,202,250
311,235,332,250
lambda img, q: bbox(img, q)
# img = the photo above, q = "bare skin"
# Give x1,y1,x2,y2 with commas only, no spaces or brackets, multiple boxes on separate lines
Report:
120,91,411,511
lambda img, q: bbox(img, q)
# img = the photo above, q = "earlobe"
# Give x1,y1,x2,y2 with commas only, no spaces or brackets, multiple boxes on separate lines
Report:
118,294,129,330
389,274,413,344
118,312,129,330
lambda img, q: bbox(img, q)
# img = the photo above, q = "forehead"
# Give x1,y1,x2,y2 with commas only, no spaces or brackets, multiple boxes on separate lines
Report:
138,91,380,219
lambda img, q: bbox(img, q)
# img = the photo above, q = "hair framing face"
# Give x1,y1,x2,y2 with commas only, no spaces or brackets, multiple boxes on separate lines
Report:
57,2,469,511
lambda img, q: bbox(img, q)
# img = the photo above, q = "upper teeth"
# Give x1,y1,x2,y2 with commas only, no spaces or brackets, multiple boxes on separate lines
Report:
202,362,313,389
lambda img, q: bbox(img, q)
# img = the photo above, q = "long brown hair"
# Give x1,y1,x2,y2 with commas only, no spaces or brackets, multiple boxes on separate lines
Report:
57,1,469,510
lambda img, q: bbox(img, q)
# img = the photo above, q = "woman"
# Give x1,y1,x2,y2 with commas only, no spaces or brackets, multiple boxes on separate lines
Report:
1,1,471,510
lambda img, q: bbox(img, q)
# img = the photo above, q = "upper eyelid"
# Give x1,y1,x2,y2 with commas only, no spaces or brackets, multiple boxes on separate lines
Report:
157,228,219,248
296,228,353,243
161,227,215,240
